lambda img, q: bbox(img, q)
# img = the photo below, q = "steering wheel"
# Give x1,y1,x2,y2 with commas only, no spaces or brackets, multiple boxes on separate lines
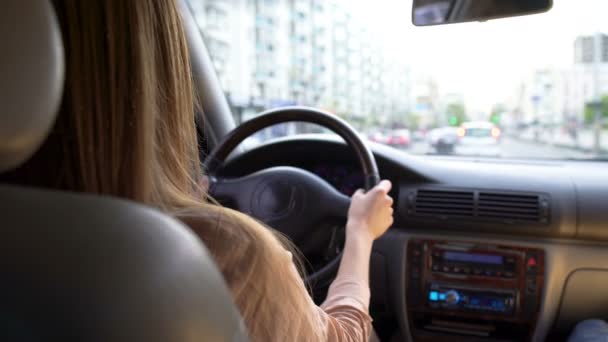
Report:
205,106,380,284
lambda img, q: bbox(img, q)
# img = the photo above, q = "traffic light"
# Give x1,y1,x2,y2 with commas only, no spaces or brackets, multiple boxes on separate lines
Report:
448,115,458,126
490,113,500,125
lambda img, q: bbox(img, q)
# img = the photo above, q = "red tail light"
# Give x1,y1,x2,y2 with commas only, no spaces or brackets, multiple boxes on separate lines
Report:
491,127,501,138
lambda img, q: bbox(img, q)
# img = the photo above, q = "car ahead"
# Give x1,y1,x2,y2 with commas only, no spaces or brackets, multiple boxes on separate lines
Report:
386,129,411,148
455,121,502,157
427,126,459,154
367,130,389,144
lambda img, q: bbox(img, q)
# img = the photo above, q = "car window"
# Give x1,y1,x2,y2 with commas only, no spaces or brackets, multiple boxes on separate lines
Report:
465,129,492,138
187,0,608,160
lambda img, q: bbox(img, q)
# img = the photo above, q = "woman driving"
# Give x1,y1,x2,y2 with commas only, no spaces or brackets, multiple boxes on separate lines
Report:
2,1,394,341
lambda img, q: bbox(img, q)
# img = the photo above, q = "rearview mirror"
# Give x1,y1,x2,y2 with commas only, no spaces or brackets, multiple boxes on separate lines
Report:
412,0,552,26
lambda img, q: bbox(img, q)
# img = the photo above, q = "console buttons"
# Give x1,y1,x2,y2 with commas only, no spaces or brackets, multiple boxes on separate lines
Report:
473,268,483,276
442,265,450,273
485,270,495,277
504,271,515,278
506,297,515,307
453,266,461,273
445,290,460,305
525,253,539,275
505,256,516,264
432,264,440,272
526,277,537,294
462,267,471,274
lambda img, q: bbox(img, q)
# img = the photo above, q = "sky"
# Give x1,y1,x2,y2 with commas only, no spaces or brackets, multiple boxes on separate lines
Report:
343,0,608,113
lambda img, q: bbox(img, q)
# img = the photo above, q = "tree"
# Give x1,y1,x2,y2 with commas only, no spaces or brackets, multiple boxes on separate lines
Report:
584,94,608,124
446,103,466,126
490,104,507,125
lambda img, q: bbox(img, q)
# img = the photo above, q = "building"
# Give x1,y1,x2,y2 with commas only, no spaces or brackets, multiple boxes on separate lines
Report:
574,33,608,64
411,74,439,127
187,0,412,125
567,33,608,120
507,33,608,125
518,69,567,125
187,0,233,88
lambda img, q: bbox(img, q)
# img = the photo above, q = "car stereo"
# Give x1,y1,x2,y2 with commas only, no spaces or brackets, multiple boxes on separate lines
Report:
430,247,517,278
427,283,516,315
406,239,544,341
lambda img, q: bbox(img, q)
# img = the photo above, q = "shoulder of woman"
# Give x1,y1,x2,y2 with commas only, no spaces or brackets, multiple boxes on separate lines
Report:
174,205,288,265
176,205,250,246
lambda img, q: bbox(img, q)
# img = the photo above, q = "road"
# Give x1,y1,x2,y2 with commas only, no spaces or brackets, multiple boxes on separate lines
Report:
404,137,598,159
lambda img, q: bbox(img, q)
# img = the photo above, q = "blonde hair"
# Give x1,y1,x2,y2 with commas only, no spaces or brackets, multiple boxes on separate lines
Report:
3,0,317,339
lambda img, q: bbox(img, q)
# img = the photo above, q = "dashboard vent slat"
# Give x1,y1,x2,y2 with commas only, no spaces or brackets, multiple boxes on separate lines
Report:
413,189,475,218
478,192,543,223
477,206,539,214
409,189,549,225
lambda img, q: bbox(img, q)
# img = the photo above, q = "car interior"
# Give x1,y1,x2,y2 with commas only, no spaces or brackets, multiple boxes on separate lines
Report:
3,0,608,341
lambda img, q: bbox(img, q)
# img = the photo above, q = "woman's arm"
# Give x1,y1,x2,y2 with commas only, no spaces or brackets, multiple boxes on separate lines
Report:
319,180,393,341
327,180,394,309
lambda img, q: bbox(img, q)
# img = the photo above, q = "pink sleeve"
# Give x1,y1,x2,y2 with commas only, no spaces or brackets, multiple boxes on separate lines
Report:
318,277,373,342
285,252,373,342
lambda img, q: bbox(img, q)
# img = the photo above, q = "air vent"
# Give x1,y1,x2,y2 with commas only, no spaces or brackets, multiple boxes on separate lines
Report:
478,192,547,223
413,189,474,218
407,188,550,225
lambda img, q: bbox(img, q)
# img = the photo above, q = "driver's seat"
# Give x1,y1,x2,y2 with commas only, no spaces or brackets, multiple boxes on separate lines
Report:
0,1,247,341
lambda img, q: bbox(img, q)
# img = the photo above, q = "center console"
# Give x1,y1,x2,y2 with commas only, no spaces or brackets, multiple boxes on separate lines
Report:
406,239,544,341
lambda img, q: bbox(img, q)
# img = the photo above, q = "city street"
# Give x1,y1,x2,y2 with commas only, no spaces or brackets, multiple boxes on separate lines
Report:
405,137,599,159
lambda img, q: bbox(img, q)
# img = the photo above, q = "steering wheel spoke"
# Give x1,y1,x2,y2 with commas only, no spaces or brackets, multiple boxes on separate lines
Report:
326,192,351,219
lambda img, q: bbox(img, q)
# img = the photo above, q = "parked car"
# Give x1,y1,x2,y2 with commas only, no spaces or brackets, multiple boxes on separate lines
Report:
427,127,459,154
367,130,389,144
386,129,411,148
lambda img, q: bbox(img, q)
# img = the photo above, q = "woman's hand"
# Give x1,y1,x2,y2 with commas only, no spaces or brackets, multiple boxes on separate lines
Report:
346,180,394,241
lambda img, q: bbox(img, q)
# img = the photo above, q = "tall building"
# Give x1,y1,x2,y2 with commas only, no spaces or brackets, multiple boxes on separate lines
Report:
574,33,608,64
567,33,608,119
187,0,412,123
330,2,351,114
252,0,290,103
188,0,233,88
310,0,332,108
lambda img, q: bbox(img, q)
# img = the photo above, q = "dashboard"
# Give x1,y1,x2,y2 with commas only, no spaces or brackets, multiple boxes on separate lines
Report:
220,136,608,342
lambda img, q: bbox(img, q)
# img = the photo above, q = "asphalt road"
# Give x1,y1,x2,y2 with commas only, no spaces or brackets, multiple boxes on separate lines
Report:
404,137,597,160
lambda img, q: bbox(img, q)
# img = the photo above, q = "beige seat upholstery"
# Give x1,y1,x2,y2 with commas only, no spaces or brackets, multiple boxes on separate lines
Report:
0,1,247,341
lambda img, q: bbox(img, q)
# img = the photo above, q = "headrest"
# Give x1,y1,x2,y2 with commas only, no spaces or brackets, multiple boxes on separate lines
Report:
0,0,64,173
0,184,249,341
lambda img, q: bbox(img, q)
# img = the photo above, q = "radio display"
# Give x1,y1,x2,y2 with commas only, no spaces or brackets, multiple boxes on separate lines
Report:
443,251,503,265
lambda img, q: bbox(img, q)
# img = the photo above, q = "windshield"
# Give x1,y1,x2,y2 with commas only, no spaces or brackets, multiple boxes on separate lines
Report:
187,0,608,160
